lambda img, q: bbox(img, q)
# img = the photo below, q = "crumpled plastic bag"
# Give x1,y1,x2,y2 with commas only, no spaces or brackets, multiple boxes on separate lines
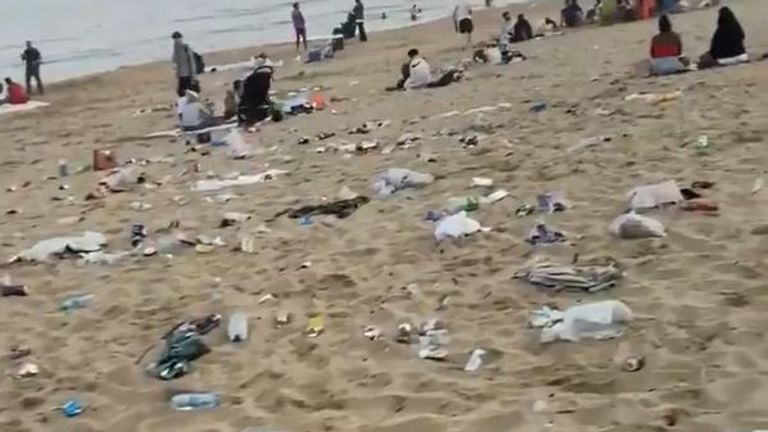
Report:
525,223,566,245
531,300,633,343
147,324,211,381
627,180,683,210
17,231,107,262
610,212,666,239
372,168,434,196
434,211,481,242
223,130,254,159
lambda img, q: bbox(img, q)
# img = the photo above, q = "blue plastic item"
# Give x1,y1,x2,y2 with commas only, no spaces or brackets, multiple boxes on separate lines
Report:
61,399,84,417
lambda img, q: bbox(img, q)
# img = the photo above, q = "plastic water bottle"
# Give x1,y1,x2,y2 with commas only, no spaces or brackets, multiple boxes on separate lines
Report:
170,393,221,411
227,312,248,342
60,294,94,312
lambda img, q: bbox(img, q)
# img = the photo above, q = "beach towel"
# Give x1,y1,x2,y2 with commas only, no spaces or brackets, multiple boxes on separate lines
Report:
0,100,50,115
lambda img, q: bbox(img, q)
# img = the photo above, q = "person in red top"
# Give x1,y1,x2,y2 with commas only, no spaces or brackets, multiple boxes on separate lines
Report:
4,78,29,105
648,15,686,75
651,15,682,58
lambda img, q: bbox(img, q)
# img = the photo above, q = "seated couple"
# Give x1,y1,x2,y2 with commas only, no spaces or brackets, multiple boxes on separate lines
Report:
646,7,747,76
386,49,463,91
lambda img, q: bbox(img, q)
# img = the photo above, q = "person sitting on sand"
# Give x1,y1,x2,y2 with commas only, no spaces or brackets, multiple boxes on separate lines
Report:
513,14,534,42
698,6,747,69
561,0,583,27
387,49,462,91
649,14,687,75
180,90,219,131
4,78,29,105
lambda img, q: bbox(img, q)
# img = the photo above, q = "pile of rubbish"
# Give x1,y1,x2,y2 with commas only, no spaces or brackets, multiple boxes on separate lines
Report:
146,314,220,380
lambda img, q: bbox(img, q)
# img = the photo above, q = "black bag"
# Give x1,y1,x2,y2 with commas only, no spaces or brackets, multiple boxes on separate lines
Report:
193,51,206,74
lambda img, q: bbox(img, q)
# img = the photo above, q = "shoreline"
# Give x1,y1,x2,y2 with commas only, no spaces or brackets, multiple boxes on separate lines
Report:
43,0,560,91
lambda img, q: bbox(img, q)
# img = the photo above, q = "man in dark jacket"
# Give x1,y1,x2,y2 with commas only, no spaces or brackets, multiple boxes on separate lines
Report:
513,14,533,42
20,41,43,95
353,0,367,42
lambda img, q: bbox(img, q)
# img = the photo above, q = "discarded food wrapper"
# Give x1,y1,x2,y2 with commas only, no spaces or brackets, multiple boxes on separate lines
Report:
337,186,359,201
258,293,276,303
533,300,633,343
624,90,682,104
275,311,291,327
417,328,450,361
372,168,434,196
59,398,85,418
627,180,683,210
526,222,567,246
396,323,413,343
537,192,569,214
363,326,382,340
471,177,494,187
306,314,325,337
679,198,719,212
227,312,249,342
610,212,666,239
221,212,252,227
15,362,39,378
752,178,764,195
464,348,486,372
195,244,216,254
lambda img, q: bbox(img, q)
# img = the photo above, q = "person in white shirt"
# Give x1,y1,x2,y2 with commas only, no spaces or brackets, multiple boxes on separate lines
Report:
180,90,216,130
453,0,474,50
404,49,433,89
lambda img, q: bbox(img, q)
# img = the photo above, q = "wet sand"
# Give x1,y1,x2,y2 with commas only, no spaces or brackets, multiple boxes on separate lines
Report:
1,1,768,431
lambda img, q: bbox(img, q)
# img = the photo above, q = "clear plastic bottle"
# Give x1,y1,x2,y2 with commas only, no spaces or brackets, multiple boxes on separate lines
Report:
170,393,221,411
227,312,248,342
60,294,94,312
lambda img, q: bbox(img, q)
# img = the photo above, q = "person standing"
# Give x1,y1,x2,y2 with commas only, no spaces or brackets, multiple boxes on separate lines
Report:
353,0,367,42
453,0,473,50
292,3,308,52
171,31,198,97
21,41,43,95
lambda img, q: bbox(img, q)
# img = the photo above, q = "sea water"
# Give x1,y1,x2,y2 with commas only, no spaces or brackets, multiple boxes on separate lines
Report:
0,0,529,82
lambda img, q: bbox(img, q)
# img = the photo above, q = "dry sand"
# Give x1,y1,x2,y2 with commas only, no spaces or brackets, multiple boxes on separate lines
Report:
1,0,768,431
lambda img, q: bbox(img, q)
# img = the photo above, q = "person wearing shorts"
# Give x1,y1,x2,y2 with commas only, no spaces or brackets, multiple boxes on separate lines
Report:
453,1,473,50
292,3,308,52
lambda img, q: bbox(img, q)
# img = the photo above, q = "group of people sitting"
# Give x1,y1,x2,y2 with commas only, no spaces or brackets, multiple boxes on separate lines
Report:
0,78,30,106
178,54,281,131
647,6,747,76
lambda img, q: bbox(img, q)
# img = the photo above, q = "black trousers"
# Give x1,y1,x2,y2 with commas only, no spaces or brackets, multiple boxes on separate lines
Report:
356,22,367,42
177,76,200,97
26,66,44,95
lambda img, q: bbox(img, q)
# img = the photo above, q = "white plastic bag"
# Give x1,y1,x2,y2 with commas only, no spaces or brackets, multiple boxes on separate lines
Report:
372,168,434,196
627,180,683,210
538,300,633,343
610,212,666,239
434,211,481,242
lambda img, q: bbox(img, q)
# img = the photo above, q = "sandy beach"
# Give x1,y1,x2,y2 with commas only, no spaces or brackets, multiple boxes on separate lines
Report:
1,1,768,431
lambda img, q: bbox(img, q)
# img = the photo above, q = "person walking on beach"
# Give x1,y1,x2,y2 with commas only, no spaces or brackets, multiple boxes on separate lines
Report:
453,0,473,50
20,41,43,95
292,3,308,52
353,0,367,42
171,32,198,97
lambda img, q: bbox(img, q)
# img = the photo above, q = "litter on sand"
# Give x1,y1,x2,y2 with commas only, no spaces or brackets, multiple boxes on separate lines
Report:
192,170,287,192
276,196,370,220
531,300,633,343
14,231,107,262
372,168,434,196
525,222,567,246
434,211,486,242
514,257,621,292
610,212,666,239
627,180,684,210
